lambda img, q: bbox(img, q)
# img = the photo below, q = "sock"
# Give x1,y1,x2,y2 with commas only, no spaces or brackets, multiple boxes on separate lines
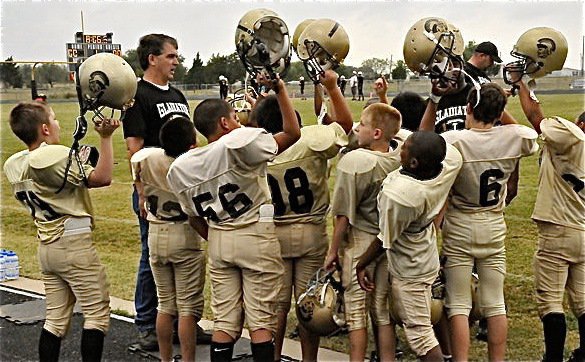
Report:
39,328,62,362
210,341,234,362
542,313,566,362
579,313,585,351
251,340,274,362
81,329,105,362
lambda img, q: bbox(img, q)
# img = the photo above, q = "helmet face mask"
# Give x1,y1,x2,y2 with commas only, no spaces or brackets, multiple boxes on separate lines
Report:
296,19,350,82
227,86,257,126
235,9,292,78
295,268,345,336
503,27,568,85
404,17,464,86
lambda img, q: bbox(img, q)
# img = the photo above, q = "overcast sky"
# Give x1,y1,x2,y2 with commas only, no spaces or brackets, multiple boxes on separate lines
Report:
1,1,584,71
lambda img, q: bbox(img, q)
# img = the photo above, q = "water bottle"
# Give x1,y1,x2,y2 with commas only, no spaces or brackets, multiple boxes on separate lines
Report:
5,250,19,280
0,252,6,282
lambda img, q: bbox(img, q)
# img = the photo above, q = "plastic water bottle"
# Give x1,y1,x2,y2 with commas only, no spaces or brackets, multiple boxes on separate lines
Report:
0,252,6,282
5,250,19,280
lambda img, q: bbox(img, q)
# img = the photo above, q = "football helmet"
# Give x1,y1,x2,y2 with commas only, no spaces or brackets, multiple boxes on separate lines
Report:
403,17,464,84
503,27,568,84
235,8,292,77
227,86,257,126
78,52,137,112
292,19,316,55
296,268,346,336
296,18,350,82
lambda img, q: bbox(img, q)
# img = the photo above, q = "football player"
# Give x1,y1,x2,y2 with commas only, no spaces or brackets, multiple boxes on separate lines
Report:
166,74,300,362
513,74,584,362
356,131,463,361
324,102,405,361
4,101,119,361
130,116,205,362
438,83,538,360
249,69,353,361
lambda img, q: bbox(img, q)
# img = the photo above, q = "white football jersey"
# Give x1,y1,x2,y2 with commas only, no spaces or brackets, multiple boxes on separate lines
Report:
167,127,278,230
268,123,348,224
3,144,95,243
131,148,189,224
378,144,463,280
442,124,538,213
331,143,403,235
532,117,585,230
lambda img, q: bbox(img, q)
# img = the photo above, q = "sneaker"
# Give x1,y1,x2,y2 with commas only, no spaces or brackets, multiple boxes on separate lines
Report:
568,348,585,362
137,329,159,351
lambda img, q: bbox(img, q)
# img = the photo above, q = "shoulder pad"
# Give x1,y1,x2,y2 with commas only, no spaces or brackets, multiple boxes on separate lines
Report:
3,149,30,183
394,128,413,143
541,117,585,142
337,149,378,174
302,123,347,152
29,145,70,169
131,147,164,164
223,127,268,149
508,124,538,140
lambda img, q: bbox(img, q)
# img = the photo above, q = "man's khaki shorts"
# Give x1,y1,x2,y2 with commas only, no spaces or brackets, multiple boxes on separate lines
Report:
38,232,110,337
208,222,284,339
534,221,585,318
148,222,205,318
275,222,328,312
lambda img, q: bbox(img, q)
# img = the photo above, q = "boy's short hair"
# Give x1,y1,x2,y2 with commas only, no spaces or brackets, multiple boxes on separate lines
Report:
193,99,233,138
362,103,402,142
137,34,178,71
9,101,51,146
467,83,507,123
391,92,427,131
408,131,447,172
160,115,197,158
249,95,302,135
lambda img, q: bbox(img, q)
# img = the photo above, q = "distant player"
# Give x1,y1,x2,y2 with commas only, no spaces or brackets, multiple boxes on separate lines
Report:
357,131,463,361
130,116,205,362
167,74,300,361
439,83,538,360
250,69,353,361
325,103,405,361
4,101,119,361
514,75,585,362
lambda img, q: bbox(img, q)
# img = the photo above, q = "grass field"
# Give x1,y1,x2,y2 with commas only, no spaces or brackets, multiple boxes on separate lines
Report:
1,93,584,360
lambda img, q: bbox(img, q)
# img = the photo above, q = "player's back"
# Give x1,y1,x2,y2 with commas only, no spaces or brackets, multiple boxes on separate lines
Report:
167,127,278,230
268,123,347,224
442,124,538,212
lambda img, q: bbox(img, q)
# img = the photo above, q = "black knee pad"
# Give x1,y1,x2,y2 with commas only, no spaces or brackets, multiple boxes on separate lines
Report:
251,340,275,362
210,341,234,362
39,328,62,362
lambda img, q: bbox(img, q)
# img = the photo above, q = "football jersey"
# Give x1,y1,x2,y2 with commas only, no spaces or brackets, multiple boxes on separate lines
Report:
331,143,404,235
442,124,538,213
3,144,95,244
167,127,278,230
531,117,585,230
267,123,348,224
378,144,463,279
463,62,491,85
434,83,473,133
131,148,189,224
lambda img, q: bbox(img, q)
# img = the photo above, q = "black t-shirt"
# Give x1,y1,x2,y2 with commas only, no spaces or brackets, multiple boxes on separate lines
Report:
122,79,189,147
463,62,491,85
434,83,472,133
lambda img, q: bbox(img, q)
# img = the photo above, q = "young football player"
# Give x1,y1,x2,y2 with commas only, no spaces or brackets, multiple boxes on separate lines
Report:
4,101,118,361
130,115,204,362
514,76,585,362
356,131,463,361
324,102,405,361
166,74,300,362
439,83,538,361
249,70,353,361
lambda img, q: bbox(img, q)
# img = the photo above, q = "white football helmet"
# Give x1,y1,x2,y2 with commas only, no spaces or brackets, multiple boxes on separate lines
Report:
503,27,568,85
296,19,350,82
78,52,137,112
403,17,464,84
296,268,346,336
235,8,292,77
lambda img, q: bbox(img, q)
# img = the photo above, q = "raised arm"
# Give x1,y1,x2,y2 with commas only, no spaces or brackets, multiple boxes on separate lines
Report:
373,76,389,105
516,79,545,134
88,119,120,188
321,70,353,134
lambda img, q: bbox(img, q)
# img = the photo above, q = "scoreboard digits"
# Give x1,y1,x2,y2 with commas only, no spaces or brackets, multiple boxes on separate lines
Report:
65,32,122,72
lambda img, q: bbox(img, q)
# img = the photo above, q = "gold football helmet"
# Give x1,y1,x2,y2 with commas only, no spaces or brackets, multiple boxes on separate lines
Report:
403,17,464,84
227,86,257,126
235,8,292,77
503,27,568,84
296,268,346,336
292,19,316,55
78,52,137,112
296,18,350,82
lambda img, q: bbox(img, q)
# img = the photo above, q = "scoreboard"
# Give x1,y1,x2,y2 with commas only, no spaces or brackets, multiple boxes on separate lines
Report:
66,32,122,72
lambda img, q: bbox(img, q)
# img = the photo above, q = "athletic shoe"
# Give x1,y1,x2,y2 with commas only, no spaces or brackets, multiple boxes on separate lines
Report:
137,329,158,351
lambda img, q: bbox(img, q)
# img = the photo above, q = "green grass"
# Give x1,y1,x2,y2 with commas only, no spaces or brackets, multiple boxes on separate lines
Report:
1,93,584,360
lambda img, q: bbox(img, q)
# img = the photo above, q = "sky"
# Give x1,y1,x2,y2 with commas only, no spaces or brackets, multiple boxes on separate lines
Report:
1,0,584,71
